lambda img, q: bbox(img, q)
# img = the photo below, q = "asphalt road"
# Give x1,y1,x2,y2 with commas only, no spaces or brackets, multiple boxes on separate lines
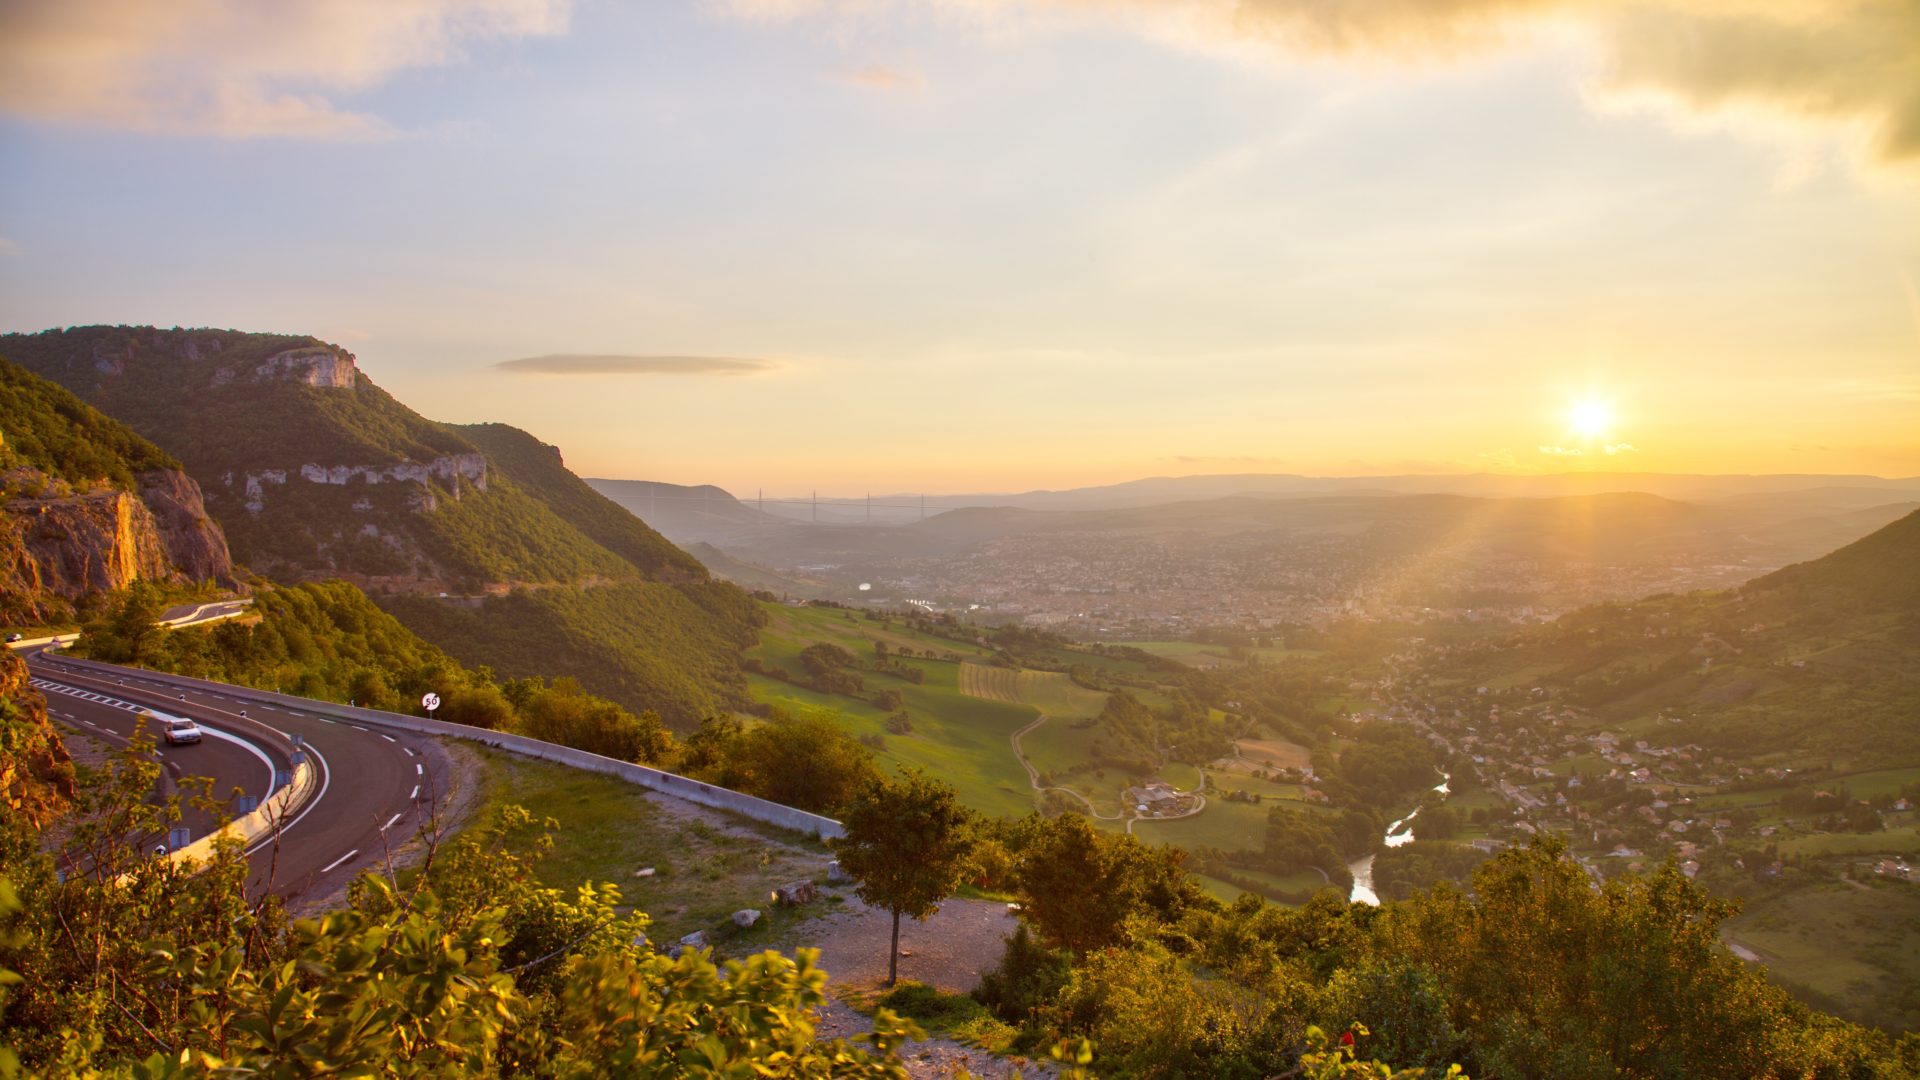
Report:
27,652,454,907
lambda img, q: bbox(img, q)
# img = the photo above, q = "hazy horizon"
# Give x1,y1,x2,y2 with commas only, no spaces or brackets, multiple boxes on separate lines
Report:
3,1,1916,492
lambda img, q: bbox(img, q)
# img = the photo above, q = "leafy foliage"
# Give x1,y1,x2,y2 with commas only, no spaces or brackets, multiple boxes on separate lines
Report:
977,835,1912,1078
0,740,923,1077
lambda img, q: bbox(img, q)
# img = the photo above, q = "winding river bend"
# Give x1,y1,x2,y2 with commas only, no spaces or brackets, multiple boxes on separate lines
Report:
1349,774,1451,906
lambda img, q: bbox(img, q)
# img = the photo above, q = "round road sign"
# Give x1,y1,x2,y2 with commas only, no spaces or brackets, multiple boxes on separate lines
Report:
421,692,441,712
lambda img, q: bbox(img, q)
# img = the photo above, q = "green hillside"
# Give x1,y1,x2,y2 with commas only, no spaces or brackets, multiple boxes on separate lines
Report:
379,581,760,728
1754,506,1920,607
0,327,696,590
2,325,763,724
450,422,704,581
1431,508,1920,764
0,356,178,491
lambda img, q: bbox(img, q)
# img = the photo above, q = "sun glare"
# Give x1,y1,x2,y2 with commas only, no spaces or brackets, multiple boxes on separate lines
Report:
1569,399,1613,441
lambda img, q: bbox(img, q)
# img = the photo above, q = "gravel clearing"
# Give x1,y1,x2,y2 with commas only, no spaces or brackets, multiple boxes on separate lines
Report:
784,893,1057,1079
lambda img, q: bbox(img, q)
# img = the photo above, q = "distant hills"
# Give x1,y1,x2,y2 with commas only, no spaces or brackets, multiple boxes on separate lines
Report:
1,326,757,724
1754,505,1920,607
1446,507,1920,762
585,478,789,546
723,470,1920,524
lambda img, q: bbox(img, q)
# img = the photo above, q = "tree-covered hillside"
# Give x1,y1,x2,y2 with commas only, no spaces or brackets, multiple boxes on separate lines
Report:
1417,508,1920,763
0,356,179,492
0,327,708,592
3,326,765,722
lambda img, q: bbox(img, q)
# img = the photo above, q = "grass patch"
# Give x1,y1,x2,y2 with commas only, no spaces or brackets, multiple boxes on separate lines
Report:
1727,880,1920,1032
873,981,1020,1053
749,664,1037,820
1132,797,1272,853
462,746,830,944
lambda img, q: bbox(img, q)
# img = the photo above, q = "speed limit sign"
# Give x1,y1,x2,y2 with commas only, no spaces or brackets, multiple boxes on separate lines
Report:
421,692,441,713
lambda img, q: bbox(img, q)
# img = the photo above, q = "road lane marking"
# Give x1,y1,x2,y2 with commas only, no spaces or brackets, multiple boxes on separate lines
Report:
380,813,403,831
380,734,395,743
409,785,420,800
404,747,416,756
415,763,423,775
320,849,359,874
318,718,337,724
349,725,367,732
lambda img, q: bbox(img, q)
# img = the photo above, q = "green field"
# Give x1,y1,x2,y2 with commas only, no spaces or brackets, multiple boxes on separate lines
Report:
1727,880,1920,1032
749,602,998,668
1776,826,1920,859
1133,796,1272,853
749,663,1038,819
1126,640,1323,668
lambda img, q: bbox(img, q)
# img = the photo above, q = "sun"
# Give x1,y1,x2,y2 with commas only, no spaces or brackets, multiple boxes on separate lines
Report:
1568,398,1613,441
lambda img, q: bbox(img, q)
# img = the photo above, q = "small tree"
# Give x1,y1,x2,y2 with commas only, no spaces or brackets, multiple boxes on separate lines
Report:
832,769,976,986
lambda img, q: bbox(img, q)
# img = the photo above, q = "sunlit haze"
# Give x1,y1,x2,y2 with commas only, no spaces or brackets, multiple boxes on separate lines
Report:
2,0,1917,493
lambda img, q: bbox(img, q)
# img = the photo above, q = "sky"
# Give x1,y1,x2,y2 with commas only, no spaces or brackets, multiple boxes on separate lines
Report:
2,0,1917,495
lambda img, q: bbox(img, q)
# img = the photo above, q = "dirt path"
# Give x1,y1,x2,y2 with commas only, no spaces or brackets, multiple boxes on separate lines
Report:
1008,714,1122,821
783,893,1056,1079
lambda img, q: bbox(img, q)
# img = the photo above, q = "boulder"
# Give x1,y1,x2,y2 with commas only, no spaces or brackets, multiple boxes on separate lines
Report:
633,867,656,878
732,909,761,929
671,930,710,958
773,880,818,906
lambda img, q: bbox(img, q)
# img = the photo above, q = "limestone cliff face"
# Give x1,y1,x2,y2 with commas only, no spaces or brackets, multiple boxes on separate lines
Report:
136,469,236,585
0,650,73,827
1,466,236,619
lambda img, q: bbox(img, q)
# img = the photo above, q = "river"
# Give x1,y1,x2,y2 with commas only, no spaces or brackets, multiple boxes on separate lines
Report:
1349,775,1450,906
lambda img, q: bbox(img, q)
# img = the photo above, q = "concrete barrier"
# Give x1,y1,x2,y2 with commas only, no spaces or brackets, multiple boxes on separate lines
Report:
42,654,845,840
167,759,316,867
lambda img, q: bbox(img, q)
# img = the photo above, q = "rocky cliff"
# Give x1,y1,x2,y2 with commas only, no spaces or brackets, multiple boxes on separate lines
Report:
0,356,238,624
0,649,74,827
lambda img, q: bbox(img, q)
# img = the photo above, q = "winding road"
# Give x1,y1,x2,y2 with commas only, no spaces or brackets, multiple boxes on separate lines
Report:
16,605,454,906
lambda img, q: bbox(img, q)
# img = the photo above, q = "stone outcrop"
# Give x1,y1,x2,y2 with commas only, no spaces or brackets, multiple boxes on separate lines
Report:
211,345,356,389
136,469,236,587
2,467,237,611
232,454,488,515
0,650,74,828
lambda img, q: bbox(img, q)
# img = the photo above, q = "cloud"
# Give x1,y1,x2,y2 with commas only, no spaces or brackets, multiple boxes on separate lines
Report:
1171,454,1284,464
728,0,1920,166
838,65,924,92
1538,445,1585,457
1602,442,1637,455
496,353,777,375
0,0,570,138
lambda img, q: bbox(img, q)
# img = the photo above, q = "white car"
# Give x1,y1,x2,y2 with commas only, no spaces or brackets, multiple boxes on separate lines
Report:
161,716,202,745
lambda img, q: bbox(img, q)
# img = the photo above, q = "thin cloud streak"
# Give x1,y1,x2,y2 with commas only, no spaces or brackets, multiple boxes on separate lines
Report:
496,354,778,376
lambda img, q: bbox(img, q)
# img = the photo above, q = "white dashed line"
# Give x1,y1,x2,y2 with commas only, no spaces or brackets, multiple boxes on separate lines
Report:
318,717,336,724
415,763,423,776
349,725,367,732
409,785,420,800
320,849,359,873
380,813,403,831
379,734,395,743
403,747,416,757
